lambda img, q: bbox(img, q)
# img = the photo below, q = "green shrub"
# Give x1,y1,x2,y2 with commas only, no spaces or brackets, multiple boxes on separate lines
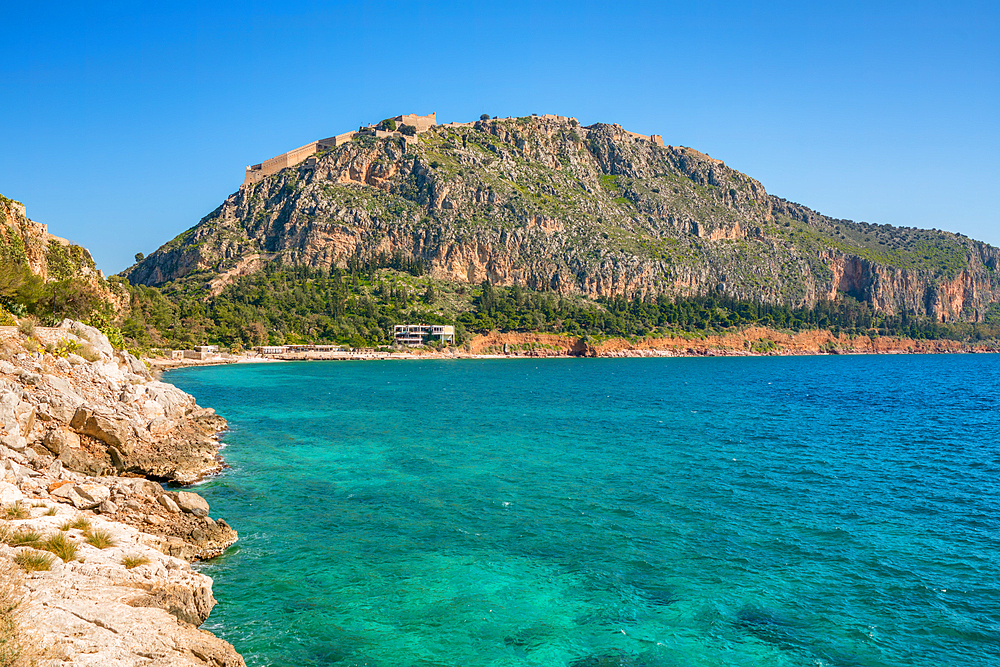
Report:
121,554,150,569
0,307,15,327
86,309,125,350
51,338,81,358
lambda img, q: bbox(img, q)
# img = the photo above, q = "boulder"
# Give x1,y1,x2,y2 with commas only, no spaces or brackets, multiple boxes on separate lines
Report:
98,499,118,514
75,483,111,508
116,477,162,498
145,382,196,420
59,319,114,359
120,350,151,379
76,412,131,453
157,494,180,513
43,402,77,424
171,491,210,517
43,375,85,406
108,445,126,472
70,407,93,430
0,480,24,505
51,482,110,510
43,428,81,455
1,432,27,452
126,580,216,626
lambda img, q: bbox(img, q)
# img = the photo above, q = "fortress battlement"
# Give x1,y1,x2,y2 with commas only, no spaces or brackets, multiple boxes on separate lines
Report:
244,113,436,186
243,112,665,186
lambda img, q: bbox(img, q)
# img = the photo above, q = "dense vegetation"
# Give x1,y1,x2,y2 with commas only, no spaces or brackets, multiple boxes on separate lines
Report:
0,245,105,326
113,260,1000,352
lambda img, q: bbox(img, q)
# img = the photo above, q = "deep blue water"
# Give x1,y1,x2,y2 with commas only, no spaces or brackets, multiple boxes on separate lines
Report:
166,355,1000,667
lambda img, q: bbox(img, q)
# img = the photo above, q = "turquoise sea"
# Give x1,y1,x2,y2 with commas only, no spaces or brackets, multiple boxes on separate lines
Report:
167,355,1000,667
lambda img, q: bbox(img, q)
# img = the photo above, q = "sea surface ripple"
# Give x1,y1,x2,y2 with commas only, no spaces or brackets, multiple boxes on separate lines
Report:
167,354,1000,666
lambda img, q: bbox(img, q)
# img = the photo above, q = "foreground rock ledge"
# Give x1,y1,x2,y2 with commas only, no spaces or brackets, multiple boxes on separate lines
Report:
1,321,243,666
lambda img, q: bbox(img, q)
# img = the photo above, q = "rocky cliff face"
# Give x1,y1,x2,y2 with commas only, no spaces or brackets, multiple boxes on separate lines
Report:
0,194,102,283
0,322,242,665
124,116,1000,322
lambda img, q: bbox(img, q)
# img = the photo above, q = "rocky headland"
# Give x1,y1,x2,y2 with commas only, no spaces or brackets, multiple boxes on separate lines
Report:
0,320,242,666
125,114,1000,324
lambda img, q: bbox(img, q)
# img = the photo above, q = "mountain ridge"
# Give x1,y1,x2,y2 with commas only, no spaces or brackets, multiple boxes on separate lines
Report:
123,114,1000,323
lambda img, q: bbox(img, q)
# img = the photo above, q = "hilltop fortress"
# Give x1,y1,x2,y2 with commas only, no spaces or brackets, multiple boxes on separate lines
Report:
243,112,665,186
244,113,438,185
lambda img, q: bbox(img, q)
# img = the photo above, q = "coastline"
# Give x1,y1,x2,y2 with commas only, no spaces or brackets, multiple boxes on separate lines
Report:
146,326,999,370
0,322,244,665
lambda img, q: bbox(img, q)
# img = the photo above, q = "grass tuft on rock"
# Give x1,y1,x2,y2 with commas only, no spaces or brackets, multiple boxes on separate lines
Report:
59,517,90,532
43,507,57,517
40,532,77,563
12,550,53,573
0,559,23,666
84,529,115,549
1,505,28,521
3,531,42,548
121,554,150,569
77,343,101,362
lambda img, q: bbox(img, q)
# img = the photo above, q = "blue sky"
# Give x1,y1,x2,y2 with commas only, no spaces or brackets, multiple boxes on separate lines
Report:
2,1,997,274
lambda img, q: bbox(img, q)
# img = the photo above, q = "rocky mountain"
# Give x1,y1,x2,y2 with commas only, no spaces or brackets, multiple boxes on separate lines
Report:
1,194,100,283
123,115,1000,322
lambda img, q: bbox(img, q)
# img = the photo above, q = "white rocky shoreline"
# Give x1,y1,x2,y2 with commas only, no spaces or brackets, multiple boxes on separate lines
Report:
1,321,244,666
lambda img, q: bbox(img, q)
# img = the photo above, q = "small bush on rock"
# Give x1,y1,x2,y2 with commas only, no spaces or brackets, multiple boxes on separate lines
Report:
77,343,100,362
51,338,81,358
16,317,35,337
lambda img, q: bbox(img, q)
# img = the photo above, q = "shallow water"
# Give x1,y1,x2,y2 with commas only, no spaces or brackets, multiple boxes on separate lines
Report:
167,355,1000,666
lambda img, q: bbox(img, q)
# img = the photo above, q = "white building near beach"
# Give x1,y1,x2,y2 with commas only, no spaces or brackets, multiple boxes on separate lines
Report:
393,324,455,346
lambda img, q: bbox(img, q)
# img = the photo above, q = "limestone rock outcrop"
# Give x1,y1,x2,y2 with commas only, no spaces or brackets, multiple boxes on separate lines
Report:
0,322,242,665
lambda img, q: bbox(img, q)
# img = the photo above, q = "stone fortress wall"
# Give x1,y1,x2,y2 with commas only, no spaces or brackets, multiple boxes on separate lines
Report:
243,111,665,186
244,113,437,186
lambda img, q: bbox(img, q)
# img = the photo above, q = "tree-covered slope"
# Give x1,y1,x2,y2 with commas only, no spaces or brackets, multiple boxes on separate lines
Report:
124,115,1000,323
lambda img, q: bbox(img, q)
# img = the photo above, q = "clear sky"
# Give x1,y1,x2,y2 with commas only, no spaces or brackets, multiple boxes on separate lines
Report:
2,1,997,274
